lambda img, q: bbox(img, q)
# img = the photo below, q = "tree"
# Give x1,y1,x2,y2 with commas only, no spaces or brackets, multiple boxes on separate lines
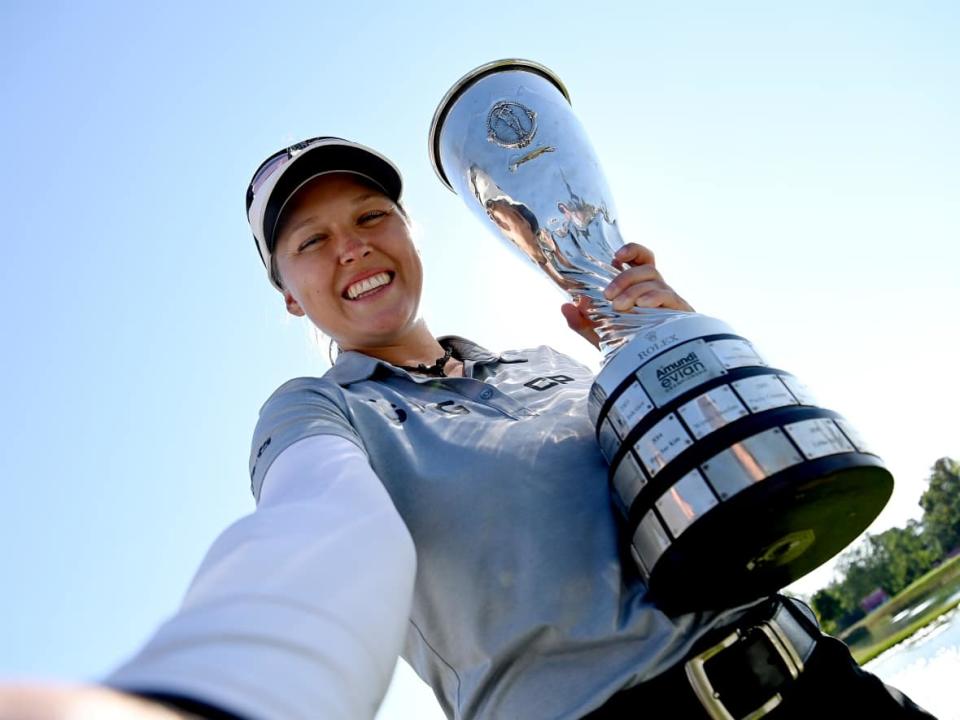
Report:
919,457,960,557
805,456,960,635
811,586,846,633
867,521,939,594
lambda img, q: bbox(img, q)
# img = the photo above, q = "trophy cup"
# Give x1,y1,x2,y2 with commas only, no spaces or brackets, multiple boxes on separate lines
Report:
428,60,894,613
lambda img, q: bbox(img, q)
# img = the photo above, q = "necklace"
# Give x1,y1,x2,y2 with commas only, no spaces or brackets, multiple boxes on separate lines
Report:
398,345,454,377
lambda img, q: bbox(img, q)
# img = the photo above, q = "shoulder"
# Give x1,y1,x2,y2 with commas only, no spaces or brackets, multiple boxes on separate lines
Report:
259,375,347,411
249,375,366,502
254,375,361,429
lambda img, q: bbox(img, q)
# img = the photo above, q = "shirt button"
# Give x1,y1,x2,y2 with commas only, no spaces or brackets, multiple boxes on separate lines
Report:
479,388,494,400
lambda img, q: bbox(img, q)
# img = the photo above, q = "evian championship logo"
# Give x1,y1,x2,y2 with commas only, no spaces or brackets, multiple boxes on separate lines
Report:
657,350,708,392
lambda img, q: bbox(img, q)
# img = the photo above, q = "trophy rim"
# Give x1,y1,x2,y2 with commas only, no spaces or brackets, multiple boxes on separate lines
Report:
427,58,571,192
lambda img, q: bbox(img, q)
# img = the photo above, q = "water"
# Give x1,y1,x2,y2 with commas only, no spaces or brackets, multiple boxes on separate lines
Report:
866,605,960,720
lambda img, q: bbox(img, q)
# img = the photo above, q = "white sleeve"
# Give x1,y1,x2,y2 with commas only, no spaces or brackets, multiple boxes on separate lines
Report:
104,435,417,720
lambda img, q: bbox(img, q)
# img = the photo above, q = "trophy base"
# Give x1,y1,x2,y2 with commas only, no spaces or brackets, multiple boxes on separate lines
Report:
640,453,893,614
590,314,895,612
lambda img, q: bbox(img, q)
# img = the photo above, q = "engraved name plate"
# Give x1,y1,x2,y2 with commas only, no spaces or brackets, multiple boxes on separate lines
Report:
655,469,719,538
635,413,694,476
607,382,655,438
709,338,766,369
633,511,672,574
598,418,620,462
612,451,647,508
834,417,874,455
701,428,805,500
678,385,750,440
732,375,798,413
785,418,855,459
780,375,817,406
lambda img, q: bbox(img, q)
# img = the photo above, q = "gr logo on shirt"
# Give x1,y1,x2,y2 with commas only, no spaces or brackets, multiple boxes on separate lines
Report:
524,374,574,391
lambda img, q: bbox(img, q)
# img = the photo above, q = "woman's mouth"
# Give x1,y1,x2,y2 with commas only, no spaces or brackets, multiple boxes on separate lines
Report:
344,271,394,300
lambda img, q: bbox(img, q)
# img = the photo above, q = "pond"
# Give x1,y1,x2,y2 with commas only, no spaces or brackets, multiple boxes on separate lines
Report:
867,604,960,720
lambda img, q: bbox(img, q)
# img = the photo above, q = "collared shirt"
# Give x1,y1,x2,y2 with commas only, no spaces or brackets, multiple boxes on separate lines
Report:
249,337,746,719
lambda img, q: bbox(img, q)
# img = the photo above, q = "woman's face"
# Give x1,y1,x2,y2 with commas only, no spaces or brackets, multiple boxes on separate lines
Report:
273,173,424,352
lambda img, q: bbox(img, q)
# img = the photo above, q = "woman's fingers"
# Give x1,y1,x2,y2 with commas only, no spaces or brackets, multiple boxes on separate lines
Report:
561,300,601,350
612,242,656,270
603,264,662,302
605,244,694,313
611,285,694,313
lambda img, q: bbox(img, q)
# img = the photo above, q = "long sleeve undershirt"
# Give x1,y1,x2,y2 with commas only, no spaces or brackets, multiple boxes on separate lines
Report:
104,435,417,720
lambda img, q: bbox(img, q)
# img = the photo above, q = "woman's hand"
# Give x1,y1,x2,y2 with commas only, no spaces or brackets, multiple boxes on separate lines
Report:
561,243,694,349
0,683,187,720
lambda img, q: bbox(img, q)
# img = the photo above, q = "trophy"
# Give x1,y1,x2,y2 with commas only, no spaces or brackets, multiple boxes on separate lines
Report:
428,60,893,612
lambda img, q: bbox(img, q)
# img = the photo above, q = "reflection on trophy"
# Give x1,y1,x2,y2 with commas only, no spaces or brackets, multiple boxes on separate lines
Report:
429,60,894,612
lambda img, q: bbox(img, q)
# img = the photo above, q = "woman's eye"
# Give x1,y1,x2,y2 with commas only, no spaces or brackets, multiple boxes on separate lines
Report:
358,210,387,224
298,236,325,251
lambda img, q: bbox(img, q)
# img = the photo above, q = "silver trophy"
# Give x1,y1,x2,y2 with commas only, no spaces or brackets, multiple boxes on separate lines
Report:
429,60,894,612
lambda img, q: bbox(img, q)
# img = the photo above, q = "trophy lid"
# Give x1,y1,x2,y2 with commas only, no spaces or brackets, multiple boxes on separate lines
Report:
428,59,571,192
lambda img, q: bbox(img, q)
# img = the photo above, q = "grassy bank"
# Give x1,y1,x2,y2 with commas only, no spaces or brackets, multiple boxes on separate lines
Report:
839,553,960,664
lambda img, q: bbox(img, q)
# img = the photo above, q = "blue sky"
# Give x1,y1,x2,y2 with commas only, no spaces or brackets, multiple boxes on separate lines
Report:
1,2,957,717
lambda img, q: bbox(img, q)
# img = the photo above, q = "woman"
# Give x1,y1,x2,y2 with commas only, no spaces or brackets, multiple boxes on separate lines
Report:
229,137,934,719
1,137,934,720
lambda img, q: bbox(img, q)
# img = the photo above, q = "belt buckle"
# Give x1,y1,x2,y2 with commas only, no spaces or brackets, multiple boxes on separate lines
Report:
684,617,805,720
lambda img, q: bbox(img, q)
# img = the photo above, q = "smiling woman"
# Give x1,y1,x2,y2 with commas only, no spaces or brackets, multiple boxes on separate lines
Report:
75,137,939,720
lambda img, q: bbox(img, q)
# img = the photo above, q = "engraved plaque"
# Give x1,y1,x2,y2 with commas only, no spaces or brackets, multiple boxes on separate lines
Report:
780,375,817,406
612,451,647,508
834,417,874,455
637,339,727,408
607,382,655,438
732,375,798,413
785,418,855,460
702,428,805,500
633,511,671,572
655,469,719,538
589,384,608,421
709,338,766,369
598,418,620,462
635,413,695,477
678,385,749,440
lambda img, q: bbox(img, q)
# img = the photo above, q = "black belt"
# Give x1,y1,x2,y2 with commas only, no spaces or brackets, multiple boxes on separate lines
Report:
586,596,820,720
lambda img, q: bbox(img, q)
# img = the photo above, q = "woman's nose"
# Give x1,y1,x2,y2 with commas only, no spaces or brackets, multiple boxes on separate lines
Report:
339,235,372,265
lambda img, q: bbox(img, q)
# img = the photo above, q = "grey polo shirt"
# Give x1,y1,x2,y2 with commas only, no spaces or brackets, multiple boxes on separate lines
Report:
249,337,747,719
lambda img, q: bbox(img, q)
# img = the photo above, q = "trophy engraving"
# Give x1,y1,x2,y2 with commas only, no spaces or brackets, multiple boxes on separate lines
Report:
487,101,538,148
429,59,894,612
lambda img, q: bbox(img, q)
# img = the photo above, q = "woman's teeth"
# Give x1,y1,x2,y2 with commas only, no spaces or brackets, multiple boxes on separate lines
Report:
346,272,392,300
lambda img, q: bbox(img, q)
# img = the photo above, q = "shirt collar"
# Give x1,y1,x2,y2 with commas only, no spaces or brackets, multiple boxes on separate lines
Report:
323,335,526,386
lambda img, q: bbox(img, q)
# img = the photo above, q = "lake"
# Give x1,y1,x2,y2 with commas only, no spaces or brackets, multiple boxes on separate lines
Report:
867,604,960,720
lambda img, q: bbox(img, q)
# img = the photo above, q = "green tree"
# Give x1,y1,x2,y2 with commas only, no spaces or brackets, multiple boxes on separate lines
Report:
867,521,939,594
811,585,846,633
919,457,960,557
836,538,884,605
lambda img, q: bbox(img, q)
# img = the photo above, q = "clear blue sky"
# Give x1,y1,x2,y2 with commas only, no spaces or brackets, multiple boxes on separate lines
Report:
2,2,957,718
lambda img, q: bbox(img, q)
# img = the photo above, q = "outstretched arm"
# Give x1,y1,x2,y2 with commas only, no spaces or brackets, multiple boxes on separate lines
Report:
2,436,416,720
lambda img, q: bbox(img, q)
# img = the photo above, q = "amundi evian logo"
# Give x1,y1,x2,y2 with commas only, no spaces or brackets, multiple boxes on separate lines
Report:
656,351,707,392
